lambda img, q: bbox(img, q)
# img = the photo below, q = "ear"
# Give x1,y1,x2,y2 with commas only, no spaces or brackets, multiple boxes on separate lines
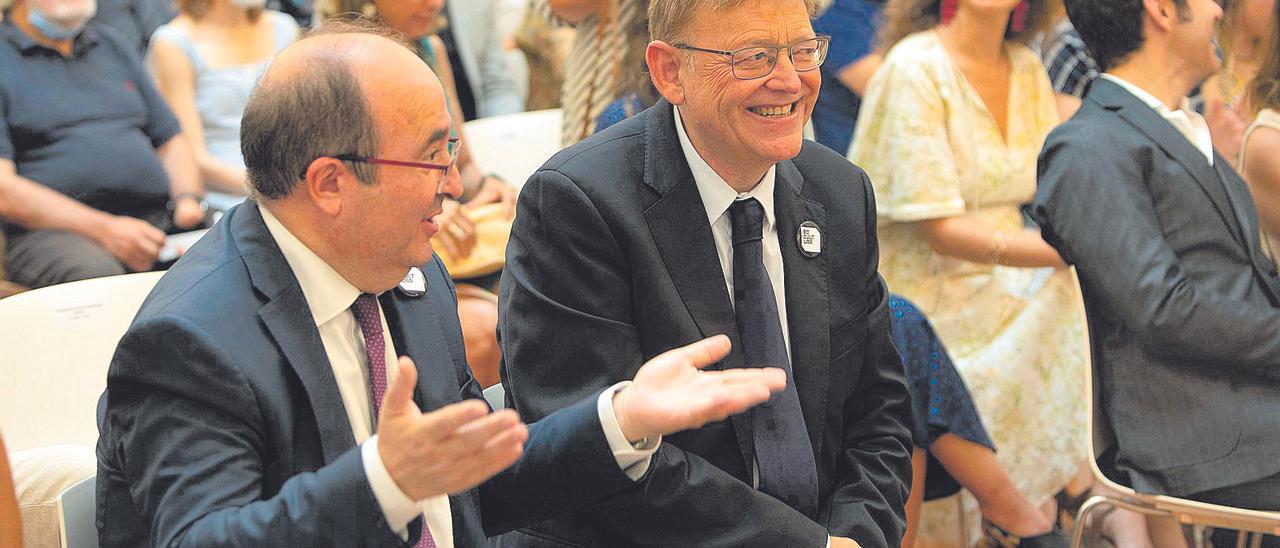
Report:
1143,0,1179,33
646,40,687,105
302,157,349,217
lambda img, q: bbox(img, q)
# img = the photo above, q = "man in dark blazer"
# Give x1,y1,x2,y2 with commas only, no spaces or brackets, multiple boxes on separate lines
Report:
96,24,787,547
497,1,913,547
1034,0,1280,513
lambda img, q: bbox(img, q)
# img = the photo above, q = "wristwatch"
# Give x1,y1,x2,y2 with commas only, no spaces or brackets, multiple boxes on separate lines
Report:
167,192,209,213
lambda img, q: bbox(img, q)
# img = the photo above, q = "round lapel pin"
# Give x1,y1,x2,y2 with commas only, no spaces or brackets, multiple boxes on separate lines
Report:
797,221,822,258
397,267,427,297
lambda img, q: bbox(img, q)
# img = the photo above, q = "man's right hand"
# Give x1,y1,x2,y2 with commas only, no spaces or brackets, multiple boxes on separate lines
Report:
95,215,165,271
377,357,528,501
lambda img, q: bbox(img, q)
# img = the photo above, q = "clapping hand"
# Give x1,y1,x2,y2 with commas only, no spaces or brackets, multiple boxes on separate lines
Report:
613,335,786,443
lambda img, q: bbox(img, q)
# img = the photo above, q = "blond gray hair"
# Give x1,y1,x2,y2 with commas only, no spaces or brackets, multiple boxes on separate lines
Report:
648,0,822,44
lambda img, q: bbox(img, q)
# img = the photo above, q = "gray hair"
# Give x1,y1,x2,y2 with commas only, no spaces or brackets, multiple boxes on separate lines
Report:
648,0,821,44
240,20,406,199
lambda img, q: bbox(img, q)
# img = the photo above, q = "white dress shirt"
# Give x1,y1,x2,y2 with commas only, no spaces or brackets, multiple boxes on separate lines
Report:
674,107,833,548
673,105,792,358
258,207,658,546
1101,73,1215,164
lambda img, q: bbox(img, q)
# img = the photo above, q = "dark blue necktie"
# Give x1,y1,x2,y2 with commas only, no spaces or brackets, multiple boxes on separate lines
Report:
728,198,819,516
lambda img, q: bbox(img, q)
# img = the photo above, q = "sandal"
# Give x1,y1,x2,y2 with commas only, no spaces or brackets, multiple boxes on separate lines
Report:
983,521,1072,548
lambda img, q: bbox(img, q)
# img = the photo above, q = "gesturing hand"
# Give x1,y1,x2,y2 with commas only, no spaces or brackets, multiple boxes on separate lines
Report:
377,358,528,501
613,335,786,443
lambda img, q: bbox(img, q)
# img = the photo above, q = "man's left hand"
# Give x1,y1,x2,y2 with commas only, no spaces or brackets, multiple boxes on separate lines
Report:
172,197,205,230
612,335,786,444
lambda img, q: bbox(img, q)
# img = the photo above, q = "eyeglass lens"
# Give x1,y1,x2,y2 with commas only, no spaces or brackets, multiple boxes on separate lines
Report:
732,38,827,79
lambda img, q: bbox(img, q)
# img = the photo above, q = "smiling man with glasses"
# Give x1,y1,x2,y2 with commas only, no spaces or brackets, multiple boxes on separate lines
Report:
497,1,913,547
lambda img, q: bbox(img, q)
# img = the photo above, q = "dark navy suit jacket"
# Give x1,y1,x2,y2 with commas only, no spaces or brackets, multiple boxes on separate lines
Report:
97,201,636,547
497,100,913,547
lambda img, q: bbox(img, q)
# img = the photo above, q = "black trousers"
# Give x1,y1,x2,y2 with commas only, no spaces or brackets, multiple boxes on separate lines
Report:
1191,473,1280,547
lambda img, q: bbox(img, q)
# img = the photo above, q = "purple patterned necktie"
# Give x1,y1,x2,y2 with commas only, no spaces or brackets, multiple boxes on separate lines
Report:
350,293,438,548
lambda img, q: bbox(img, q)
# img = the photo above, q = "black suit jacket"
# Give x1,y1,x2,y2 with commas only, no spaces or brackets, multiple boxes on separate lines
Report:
497,100,913,547
1033,78,1280,496
96,202,637,547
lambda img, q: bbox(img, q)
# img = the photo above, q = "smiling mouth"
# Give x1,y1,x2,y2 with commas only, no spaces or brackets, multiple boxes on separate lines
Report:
748,102,798,118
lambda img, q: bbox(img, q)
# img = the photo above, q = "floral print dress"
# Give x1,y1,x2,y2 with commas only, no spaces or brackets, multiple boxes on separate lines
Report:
849,30,1089,546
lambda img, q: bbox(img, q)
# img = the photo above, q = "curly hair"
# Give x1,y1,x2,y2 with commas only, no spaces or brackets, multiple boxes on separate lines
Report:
1246,0,1280,116
1063,0,1188,71
876,0,1055,53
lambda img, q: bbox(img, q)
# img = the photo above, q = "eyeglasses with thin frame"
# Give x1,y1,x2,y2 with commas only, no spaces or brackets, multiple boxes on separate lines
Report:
673,36,830,80
305,137,462,182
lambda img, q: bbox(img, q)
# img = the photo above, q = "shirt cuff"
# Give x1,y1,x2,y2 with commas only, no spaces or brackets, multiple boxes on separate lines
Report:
361,436,424,537
596,381,661,480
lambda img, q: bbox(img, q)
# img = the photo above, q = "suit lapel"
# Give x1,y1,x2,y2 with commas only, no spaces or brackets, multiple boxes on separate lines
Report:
641,100,754,465
235,202,356,464
774,162,830,457
380,288,466,412
1096,80,1249,247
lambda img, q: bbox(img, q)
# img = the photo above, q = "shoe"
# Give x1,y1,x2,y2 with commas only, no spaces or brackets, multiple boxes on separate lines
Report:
984,522,1072,548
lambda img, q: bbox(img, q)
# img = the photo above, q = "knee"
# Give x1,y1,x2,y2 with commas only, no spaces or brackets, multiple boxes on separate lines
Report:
7,231,126,288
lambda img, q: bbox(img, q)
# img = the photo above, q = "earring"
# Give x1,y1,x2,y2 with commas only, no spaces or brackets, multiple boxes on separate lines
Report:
940,0,958,25
1009,0,1029,33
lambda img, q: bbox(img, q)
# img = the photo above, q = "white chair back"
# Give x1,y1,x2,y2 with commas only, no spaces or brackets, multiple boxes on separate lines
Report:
57,475,95,548
462,109,563,191
0,272,164,451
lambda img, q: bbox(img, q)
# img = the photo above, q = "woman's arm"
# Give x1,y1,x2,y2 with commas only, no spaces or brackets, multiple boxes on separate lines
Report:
835,53,883,97
1242,125,1280,238
916,216,1067,268
149,37,248,195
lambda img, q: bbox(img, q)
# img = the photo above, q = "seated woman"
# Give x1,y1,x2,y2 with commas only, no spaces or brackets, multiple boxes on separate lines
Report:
149,0,299,211
849,0,1093,544
1240,0,1280,260
316,0,518,388
890,296,1066,548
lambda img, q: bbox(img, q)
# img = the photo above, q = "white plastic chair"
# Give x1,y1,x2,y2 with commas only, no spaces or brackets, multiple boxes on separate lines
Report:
57,475,95,548
1070,269,1280,548
462,109,563,191
0,272,164,451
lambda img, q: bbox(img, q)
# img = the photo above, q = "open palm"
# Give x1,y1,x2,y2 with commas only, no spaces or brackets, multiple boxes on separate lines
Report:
615,335,787,442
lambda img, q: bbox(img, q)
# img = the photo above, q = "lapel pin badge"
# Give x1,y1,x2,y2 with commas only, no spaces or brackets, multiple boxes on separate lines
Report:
397,267,427,297
797,221,822,258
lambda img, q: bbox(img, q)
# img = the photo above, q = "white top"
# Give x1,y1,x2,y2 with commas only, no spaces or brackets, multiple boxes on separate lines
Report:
1101,73,1215,164
259,206,657,545
673,105,792,360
